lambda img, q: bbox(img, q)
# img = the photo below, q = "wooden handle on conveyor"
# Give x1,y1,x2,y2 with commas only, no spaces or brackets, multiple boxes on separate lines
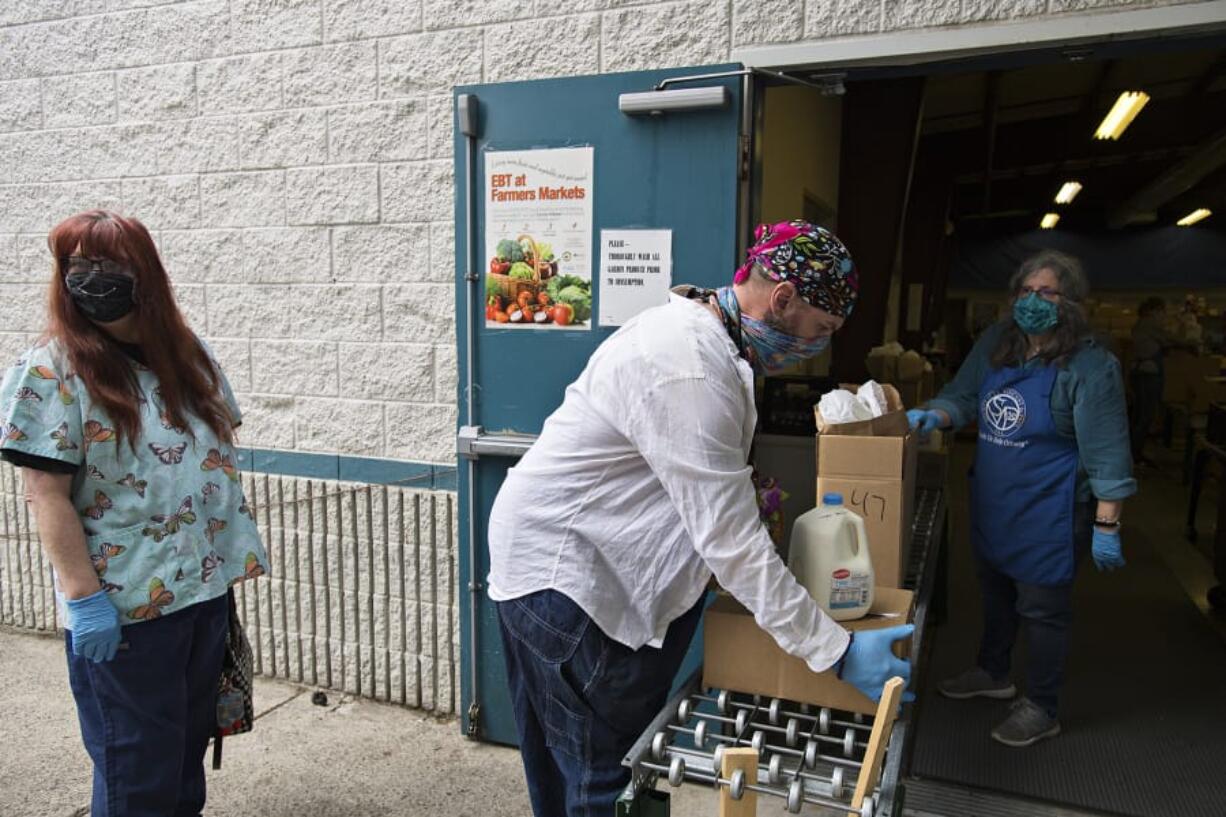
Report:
848,676,905,817
718,747,758,817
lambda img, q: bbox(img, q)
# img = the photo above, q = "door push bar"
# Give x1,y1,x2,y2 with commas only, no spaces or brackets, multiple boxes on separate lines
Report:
457,425,537,460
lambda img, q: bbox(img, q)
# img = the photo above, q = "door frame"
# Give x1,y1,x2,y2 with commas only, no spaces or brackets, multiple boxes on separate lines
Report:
734,1,1226,72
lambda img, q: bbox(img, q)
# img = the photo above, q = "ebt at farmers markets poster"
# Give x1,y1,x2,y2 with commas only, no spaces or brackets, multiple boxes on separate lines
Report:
484,147,593,330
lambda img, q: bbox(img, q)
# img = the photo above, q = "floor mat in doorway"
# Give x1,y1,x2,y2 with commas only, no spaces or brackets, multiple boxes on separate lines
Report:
908,449,1226,817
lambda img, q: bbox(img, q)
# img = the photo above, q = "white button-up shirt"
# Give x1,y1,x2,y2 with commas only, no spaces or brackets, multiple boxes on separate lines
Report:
487,293,850,673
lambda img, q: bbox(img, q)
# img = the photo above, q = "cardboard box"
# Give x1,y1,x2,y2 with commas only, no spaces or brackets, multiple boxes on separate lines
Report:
814,385,918,588
703,587,914,715
817,440,918,587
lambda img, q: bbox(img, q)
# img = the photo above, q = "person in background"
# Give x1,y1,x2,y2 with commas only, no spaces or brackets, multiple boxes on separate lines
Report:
907,250,1135,748
1130,297,1190,467
1176,294,1206,349
0,210,269,816
487,221,914,817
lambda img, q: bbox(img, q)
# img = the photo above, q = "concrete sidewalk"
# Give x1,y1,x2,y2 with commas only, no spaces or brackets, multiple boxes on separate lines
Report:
0,627,724,817
0,626,530,817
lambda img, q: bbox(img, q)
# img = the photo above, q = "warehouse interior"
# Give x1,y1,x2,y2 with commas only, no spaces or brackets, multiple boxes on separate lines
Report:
752,33,1226,817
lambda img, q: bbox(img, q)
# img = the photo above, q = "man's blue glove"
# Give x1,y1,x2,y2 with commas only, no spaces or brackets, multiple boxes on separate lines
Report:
66,589,121,663
1091,528,1125,572
906,409,942,436
837,624,915,703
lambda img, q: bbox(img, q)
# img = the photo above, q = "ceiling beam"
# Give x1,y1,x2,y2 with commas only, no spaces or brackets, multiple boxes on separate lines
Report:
1108,125,1226,227
953,146,1198,185
925,89,1226,178
923,97,1081,134
1159,157,1226,219
1190,51,1226,96
920,72,1195,135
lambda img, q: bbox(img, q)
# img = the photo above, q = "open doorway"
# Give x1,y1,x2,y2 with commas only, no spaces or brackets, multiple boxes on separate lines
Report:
754,34,1226,817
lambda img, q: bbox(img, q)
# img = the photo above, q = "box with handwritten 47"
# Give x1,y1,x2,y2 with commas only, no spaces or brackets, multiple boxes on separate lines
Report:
816,432,918,589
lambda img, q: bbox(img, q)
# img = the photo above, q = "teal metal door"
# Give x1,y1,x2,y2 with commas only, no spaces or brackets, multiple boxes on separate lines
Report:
455,65,747,745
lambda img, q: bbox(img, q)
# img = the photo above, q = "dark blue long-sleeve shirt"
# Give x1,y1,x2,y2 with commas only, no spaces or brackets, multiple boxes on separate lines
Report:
928,322,1137,503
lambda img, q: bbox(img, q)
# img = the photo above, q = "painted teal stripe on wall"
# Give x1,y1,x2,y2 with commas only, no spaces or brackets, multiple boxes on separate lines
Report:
238,447,458,491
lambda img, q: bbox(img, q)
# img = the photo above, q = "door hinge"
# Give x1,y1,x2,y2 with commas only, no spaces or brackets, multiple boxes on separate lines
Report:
739,134,751,181
466,702,481,738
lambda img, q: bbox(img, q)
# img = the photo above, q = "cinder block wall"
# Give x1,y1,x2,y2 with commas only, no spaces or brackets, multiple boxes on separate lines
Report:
0,0,1203,465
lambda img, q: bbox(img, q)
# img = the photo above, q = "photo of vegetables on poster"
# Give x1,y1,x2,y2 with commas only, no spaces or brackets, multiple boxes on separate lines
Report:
484,147,594,330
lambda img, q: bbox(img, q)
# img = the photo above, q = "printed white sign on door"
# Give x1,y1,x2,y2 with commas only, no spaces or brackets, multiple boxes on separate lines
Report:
598,229,673,327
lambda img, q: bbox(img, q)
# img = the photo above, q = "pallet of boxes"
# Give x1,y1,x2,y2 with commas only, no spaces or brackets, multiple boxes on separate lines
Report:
865,342,935,410
702,383,917,812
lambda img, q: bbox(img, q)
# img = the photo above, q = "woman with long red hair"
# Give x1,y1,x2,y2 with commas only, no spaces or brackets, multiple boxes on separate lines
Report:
0,210,269,816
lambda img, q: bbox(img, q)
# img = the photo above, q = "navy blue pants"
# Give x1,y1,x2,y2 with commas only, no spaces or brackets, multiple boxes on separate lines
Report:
497,590,704,817
66,594,228,817
975,561,1074,718
976,505,1093,719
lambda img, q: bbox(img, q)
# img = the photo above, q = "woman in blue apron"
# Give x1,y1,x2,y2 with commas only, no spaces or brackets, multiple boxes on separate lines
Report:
0,211,269,815
907,250,1135,748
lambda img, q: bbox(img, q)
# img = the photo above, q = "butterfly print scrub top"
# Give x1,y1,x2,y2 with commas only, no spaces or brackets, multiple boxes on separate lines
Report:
0,339,269,624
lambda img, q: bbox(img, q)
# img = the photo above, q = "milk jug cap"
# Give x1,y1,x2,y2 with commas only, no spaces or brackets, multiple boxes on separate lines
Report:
821,492,844,506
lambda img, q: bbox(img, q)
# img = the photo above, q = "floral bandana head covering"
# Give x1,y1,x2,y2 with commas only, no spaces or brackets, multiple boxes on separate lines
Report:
734,220,858,318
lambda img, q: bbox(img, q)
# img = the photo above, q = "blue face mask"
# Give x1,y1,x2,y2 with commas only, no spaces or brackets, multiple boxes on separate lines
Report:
1013,292,1059,335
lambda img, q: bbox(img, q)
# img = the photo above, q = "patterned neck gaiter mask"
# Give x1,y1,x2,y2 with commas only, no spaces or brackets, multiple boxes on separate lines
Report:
715,287,830,375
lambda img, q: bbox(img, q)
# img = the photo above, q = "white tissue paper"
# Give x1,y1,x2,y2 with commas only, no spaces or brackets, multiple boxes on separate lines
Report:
818,389,874,424
856,380,889,418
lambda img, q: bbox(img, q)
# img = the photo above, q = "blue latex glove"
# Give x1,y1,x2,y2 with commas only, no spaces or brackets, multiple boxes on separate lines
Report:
1091,527,1126,572
838,624,916,703
906,409,942,437
66,589,121,663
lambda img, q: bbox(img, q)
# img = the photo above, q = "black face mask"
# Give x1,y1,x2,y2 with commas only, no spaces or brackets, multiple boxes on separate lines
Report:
65,269,136,323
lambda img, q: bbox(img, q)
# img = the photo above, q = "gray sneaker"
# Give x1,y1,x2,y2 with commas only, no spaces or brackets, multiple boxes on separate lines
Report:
991,698,1061,747
937,667,1017,700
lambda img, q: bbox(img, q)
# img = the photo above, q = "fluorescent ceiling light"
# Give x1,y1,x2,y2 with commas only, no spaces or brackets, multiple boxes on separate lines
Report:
1040,213,1060,229
1094,91,1149,140
1176,208,1212,227
1054,181,1082,205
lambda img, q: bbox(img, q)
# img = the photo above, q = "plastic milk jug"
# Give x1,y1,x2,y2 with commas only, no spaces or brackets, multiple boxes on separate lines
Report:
787,493,875,621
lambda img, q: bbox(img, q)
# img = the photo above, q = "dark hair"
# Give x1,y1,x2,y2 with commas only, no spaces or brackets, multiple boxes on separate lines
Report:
1138,296,1166,317
46,210,235,448
990,250,1093,369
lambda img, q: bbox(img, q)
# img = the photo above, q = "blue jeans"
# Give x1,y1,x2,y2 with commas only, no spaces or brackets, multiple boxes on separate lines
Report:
66,593,228,817
497,590,705,817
